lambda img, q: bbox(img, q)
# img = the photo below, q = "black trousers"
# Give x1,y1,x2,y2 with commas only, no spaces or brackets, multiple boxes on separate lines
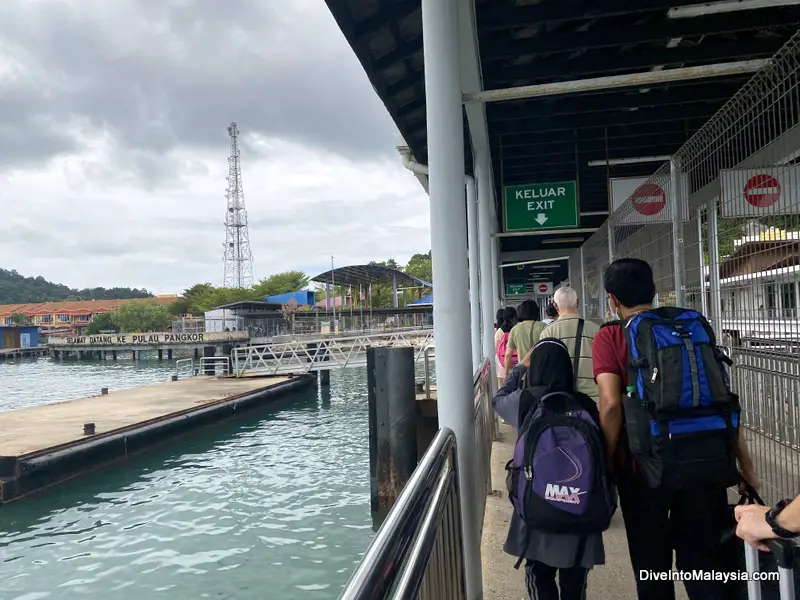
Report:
525,560,588,600
617,473,730,600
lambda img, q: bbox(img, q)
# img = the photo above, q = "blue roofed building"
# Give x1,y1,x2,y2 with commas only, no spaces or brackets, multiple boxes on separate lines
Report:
264,291,316,306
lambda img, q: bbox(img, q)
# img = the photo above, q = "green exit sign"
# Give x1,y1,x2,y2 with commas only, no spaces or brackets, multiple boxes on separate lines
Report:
503,181,579,232
506,283,527,296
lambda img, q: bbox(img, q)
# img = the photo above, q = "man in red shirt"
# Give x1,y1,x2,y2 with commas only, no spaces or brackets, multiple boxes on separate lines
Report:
592,258,759,600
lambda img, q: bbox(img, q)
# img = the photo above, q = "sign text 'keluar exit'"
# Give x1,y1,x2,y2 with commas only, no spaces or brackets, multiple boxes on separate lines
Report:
503,181,579,232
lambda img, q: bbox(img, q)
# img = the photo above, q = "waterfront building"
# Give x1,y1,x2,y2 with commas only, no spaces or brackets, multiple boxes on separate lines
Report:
0,325,39,350
0,297,176,335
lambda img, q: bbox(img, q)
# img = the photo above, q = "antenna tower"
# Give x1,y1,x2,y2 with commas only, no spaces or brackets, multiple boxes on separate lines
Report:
223,121,254,289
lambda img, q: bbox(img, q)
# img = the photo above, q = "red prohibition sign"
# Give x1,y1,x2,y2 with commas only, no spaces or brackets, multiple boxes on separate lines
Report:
744,174,781,208
538,284,549,293
631,183,666,216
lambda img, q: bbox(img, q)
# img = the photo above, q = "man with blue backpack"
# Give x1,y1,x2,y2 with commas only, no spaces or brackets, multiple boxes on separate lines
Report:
593,258,759,600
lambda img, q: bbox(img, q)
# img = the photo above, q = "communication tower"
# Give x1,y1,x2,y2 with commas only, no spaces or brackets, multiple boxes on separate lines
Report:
222,122,254,288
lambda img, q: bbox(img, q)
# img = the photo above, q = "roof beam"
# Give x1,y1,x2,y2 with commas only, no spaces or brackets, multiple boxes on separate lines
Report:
476,0,706,30
479,9,800,60
483,38,781,86
485,81,743,121
464,59,769,104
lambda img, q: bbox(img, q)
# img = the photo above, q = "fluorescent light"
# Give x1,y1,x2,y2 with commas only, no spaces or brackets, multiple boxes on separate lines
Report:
667,37,682,48
668,0,800,19
588,155,671,166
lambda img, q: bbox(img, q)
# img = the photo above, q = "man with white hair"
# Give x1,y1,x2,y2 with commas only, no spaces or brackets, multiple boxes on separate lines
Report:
544,285,600,401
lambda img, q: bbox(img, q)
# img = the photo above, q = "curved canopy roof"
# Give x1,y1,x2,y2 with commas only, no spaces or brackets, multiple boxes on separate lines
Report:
311,264,432,288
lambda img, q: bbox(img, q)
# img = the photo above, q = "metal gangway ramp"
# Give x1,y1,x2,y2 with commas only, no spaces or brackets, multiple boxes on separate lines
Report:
231,328,433,376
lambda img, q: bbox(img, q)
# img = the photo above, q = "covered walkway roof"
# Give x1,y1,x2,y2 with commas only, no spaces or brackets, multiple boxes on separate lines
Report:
310,264,432,288
325,0,800,285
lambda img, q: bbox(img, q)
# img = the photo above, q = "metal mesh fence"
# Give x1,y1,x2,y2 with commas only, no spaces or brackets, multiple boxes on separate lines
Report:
573,30,800,504
580,222,611,323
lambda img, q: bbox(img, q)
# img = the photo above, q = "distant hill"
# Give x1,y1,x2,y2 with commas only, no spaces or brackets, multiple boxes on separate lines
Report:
0,269,153,304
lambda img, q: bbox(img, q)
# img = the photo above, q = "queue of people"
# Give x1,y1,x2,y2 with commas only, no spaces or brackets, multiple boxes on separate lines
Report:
492,258,799,600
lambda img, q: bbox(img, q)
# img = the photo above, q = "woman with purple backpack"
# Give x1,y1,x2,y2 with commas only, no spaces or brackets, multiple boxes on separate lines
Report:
492,338,616,600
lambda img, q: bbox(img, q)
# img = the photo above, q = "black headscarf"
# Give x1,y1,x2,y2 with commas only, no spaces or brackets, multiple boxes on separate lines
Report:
526,337,574,391
519,337,599,426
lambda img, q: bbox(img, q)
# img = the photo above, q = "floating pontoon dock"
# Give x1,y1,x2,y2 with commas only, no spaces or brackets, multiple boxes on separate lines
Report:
0,374,313,504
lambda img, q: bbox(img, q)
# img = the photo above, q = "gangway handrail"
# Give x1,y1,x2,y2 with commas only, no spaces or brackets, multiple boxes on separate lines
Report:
200,355,231,376
175,358,194,379
338,427,466,600
339,358,495,599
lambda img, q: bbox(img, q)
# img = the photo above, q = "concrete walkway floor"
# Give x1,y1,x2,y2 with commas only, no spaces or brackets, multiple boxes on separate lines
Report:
481,422,689,600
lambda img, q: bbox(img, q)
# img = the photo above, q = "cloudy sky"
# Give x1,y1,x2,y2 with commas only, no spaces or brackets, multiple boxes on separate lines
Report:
0,0,430,295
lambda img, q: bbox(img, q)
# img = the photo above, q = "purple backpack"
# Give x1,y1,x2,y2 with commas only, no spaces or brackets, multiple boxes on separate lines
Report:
505,390,616,545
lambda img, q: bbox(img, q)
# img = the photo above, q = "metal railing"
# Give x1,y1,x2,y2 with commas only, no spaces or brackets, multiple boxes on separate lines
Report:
339,428,466,600
339,358,496,599
175,358,194,379
568,31,800,505
200,356,231,376
232,329,434,376
472,359,497,523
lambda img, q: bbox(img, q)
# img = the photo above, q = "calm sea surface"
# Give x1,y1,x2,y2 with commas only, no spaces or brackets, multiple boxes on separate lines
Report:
0,358,379,600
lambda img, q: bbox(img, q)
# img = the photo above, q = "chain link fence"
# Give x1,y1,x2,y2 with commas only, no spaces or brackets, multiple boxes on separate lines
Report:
569,30,800,504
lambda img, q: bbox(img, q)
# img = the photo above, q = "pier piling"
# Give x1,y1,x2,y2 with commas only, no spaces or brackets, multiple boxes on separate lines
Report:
367,346,417,514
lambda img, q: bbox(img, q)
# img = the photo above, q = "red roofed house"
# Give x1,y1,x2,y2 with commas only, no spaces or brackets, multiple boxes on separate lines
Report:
0,297,176,335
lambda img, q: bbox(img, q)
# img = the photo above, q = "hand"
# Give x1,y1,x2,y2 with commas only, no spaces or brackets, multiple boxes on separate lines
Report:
739,466,761,493
520,349,533,368
735,504,774,551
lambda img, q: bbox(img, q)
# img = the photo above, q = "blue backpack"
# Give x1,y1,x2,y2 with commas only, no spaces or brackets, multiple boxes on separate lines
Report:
505,388,616,569
606,306,740,489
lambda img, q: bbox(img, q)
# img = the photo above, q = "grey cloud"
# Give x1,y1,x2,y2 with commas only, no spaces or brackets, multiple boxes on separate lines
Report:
0,0,397,180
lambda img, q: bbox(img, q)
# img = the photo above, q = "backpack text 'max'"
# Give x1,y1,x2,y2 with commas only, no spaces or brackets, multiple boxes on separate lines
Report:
505,388,616,568
610,306,740,489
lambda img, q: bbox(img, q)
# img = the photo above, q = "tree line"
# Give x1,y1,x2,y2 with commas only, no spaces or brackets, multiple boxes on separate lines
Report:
84,252,433,333
4,253,433,334
0,269,152,304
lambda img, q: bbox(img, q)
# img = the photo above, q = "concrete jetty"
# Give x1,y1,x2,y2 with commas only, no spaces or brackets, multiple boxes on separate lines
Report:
0,374,313,504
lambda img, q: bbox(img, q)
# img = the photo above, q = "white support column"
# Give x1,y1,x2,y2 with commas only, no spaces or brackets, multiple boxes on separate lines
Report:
477,153,497,393
467,176,481,371
421,1,483,597
670,156,686,306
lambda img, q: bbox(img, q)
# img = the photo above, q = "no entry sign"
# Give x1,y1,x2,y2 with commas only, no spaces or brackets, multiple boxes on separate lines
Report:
536,282,553,295
721,167,800,217
631,183,667,216
744,174,781,208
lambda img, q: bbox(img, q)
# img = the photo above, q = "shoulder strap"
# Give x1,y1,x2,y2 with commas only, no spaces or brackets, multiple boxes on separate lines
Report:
573,319,584,387
529,321,540,347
